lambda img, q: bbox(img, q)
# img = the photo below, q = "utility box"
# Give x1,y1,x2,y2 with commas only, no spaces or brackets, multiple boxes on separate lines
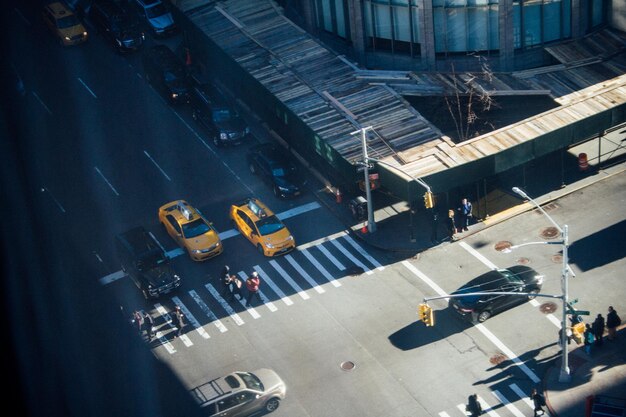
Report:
349,196,367,221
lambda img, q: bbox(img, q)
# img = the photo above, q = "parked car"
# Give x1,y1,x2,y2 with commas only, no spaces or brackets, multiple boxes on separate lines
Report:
229,198,295,257
190,368,286,417
142,45,191,104
247,143,304,198
89,0,144,52
158,200,222,261
115,226,181,299
42,1,88,46
449,265,544,323
191,84,250,147
133,0,177,37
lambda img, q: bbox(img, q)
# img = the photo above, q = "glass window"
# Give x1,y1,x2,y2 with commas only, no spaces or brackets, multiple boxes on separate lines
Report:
513,1,521,49
433,8,446,52
489,5,499,49
373,3,392,39
562,0,571,38
321,0,333,32
392,5,411,42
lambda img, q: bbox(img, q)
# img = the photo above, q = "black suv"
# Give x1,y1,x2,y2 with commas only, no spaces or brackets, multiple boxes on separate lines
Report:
115,227,181,299
142,45,191,104
191,84,250,147
89,0,144,53
247,143,304,198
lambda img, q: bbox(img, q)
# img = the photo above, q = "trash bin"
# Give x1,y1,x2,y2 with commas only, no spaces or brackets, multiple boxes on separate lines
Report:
349,196,367,221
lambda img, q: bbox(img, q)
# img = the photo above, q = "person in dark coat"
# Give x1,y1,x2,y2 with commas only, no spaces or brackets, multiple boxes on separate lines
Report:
229,275,243,301
220,265,232,297
466,393,482,417
457,197,473,232
592,314,605,346
446,209,456,240
143,311,155,342
606,306,621,341
530,388,546,416
172,306,185,338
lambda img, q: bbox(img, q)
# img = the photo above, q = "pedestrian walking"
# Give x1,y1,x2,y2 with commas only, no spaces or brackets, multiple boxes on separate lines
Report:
446,209,456,240
592,313,605,346
584,323,594,355
229,275,243,301
466,393,482,417
430,209,439,243
220,265,232,296
172,306,185,338
132,310,143,335
143,311,155,341
530,388,546,416
457,197,473,232
245,271,261,306
606,306,621,341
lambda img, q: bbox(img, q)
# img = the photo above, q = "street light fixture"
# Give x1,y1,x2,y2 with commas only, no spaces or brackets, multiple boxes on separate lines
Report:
511,187,572,383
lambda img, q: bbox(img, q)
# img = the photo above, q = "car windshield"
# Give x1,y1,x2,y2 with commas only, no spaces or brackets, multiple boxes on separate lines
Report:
57,14,80,29
271,165,296,177
212,109,233,122
255,215,285,236
182,218,211,238
237,373,264,391
137,251,167,271
145,3,167,18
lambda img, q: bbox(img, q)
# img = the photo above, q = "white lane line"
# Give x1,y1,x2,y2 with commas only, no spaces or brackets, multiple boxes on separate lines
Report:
143,150,172,181
297,230,348,250
155,303,193,347
317,243,346,270
14,7,31,25
401,261,541,384
299,248,341,287
237,271,277,312
438,412,452,417
285,254,325,294
492,390,525,417
530,299,562,328
254,265,294,306
99,270,125,285
456,404,467,415
204,283,245,326
219,229,240,240
41,186,65,213
166,248,184,259
189,290,227,333
342,235,384,271
477,395,502,417
32,91,52,115
94,167,120,196
269,260,310,300
93,252,104,263
459,241,498,270
172,296,210,339
232,273,261,319
276,202,321,220
509,384,535,410
330,239,372,274
78,78,97,98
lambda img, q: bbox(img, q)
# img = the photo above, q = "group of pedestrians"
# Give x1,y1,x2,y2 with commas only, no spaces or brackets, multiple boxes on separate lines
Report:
583,306,621,355
131,309,156,342
220,265,262,307
466,388,546,417
431,197,473,243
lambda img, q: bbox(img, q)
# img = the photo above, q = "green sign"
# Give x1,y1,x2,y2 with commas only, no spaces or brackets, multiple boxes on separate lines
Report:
569,299,578,305
566,309,589,315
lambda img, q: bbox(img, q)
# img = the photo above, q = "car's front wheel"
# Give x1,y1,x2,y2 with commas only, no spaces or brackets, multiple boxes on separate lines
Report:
528,289,539,300
257,244,265,256
265,398,280,412
477,311,491,323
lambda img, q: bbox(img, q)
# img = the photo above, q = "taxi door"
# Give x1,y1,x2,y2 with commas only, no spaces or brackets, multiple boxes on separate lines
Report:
164,214,185,247
234,210,255,244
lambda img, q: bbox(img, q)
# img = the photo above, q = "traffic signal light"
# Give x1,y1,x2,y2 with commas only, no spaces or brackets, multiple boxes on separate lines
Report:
571,322,585,345
418,303,435,326
424,192,434,209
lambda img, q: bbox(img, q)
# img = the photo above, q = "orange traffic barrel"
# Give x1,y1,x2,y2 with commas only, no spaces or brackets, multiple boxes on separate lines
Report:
578,153,589,171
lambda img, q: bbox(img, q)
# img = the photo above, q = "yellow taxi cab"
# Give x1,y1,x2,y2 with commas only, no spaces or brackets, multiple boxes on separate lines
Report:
43,1,88,46
158,200,222,261
229,198,295,257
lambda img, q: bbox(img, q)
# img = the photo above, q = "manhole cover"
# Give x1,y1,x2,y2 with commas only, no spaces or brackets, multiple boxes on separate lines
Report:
517,257,530,265
540,302,558,314
489,353,507,365
340,361,355,371
552,254,563,263
540,227,559,239
494,241,512,252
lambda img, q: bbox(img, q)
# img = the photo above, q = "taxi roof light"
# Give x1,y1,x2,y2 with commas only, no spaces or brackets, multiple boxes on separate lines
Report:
247,199,267,218
177,201,194,221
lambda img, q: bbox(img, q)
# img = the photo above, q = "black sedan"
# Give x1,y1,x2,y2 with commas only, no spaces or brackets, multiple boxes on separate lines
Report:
449,265,544,323
247,143,304,198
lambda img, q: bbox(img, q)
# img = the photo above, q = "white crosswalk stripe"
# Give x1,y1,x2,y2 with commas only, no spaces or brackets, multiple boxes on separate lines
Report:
509,384,535,410
342,235,385,271
317,242,346,270
438,412,452,417
172,296,210,339
155,303,193,347
285,254,325,294
330,238,372,275
228,271,260,318
254,265,294,306
299,248,341,287
189,290,228,333
237,271,278,312
477,395,501,417
456,404,467,415
204,283,245,326
269,260,310,300
143,309,176,354
492,390,526,417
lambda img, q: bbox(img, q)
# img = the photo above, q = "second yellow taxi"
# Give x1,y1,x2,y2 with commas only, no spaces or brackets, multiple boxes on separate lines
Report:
229,198,295,257
158,200,222,261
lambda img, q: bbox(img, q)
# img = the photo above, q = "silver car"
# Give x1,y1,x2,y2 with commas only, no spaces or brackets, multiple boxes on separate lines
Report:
191,369,286,417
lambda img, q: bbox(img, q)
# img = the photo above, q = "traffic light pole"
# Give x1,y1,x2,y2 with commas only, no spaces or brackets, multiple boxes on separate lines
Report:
352,127,376,233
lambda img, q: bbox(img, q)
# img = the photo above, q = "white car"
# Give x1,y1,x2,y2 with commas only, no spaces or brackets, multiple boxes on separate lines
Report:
134,0,176,37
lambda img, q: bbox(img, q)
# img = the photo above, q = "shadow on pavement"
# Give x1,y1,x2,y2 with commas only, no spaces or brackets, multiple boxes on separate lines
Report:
388,308,472,350
569,219,626,272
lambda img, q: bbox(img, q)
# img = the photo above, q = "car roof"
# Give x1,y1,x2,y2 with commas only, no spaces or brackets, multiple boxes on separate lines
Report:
162,201,203,224
45,2,74,18
234,198,275,222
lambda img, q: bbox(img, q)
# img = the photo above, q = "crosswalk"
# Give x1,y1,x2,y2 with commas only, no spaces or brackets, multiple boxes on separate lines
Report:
136,232,384,354
440,383,546,417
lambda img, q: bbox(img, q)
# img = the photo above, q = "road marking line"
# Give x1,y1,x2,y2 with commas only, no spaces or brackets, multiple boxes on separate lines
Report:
299,248,341,287
269,260,310,300
530,299,561,328
492,390,525,417
204,283,245,326
41,186,65,213
477,395,502,417
153,329,176,354
99,270,125,285
330,239,372,275
297,230,347,250
456,404,467,415
285,254,325,294
254,265,294,306
276,202,321,220
149,231,168,254
342,235,384,271
94,167,120,196
401,261,541,384
166,248,184,258
237,271,277,312
189,290,227,333
155,303,193,347
219,229,240,240
143,150,172,181
32,92,52,114
438,412,452,417
459,241,498,270
172,296,210,339
78,77,97,98
317,243,346,271
509,384,535,410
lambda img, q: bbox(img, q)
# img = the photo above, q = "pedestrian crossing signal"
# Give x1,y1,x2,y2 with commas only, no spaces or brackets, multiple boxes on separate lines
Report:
418,303,435,326
424,192,434,209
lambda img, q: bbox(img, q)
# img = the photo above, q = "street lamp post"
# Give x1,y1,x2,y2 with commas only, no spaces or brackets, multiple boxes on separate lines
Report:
512,187,571,383
352,126,376,233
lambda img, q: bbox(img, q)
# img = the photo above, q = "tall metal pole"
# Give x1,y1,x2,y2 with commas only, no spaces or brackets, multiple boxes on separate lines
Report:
360,126,376,233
